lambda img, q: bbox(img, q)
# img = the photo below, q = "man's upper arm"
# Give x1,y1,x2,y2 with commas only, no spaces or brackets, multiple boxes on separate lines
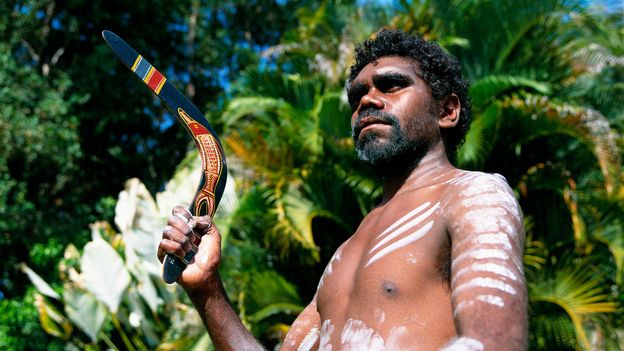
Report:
280,298,321,351
443,173,527,350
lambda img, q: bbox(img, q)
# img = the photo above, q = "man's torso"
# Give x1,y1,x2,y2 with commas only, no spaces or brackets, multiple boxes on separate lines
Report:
315,168,471,350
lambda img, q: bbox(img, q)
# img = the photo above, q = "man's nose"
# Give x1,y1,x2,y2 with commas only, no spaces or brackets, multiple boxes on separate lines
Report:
360,89,385,110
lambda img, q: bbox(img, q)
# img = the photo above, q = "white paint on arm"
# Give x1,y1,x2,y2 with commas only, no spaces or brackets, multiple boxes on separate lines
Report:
445,172,527,350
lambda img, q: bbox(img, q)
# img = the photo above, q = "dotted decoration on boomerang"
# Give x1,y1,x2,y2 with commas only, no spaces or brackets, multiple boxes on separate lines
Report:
177,108,224,218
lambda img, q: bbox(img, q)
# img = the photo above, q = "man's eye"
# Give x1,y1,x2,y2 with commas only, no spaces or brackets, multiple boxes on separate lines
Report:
378,79,406,92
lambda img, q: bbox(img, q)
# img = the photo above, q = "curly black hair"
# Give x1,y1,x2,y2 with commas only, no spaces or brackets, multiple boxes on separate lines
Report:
348,28,471,161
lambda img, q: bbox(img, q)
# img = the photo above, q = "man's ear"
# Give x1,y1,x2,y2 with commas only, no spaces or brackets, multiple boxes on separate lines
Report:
438,94,460,129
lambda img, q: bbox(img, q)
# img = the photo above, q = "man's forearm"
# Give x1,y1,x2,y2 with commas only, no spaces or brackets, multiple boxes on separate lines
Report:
187,274,265,351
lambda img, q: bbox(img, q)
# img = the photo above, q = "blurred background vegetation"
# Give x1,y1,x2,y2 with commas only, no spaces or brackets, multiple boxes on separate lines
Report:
0,0,622,350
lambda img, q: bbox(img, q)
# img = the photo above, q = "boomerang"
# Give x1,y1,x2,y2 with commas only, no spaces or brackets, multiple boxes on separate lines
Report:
102,30,227,284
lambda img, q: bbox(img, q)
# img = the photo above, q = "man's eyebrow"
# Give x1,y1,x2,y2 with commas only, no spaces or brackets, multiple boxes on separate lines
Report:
371,71,415,85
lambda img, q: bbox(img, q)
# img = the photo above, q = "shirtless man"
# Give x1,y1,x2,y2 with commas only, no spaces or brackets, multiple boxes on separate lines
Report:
158,29,527,350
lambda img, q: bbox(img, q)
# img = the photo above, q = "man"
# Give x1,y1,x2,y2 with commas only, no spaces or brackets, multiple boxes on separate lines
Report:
158,29,527,350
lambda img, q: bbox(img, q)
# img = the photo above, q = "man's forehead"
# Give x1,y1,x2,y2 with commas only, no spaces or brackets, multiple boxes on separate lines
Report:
352,56,422,82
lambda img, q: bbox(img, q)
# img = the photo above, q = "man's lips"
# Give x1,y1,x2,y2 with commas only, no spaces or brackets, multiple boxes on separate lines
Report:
355,116,392,135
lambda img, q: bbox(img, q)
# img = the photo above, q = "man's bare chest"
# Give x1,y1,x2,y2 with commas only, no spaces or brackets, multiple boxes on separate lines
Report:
316,198,451,317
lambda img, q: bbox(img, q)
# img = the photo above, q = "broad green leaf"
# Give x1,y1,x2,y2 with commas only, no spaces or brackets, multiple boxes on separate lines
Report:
64,287,107,342
115,178,162,265
81,239,131,313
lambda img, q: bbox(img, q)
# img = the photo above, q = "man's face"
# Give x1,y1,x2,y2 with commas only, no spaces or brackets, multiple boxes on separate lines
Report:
348,56,438,176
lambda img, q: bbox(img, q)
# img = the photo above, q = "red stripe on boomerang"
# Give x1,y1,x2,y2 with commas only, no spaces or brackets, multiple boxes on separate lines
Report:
147,69,165,92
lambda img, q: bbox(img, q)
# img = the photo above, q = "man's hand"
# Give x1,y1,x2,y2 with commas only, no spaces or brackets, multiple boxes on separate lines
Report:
157,205,222,293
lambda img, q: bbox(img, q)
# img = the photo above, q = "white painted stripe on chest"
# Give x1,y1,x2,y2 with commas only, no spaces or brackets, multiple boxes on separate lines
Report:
366,221,435,267
371,202,440,253
376,202,432,239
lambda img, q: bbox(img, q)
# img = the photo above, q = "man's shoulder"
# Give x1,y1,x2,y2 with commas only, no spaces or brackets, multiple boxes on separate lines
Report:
447,169,509,187
441,169,519,211
443,169,522,224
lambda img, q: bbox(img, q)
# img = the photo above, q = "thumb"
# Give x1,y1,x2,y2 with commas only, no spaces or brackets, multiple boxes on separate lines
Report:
192,217,222,268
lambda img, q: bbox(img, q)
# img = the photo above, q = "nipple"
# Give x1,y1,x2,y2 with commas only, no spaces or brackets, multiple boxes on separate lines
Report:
381,280,398,297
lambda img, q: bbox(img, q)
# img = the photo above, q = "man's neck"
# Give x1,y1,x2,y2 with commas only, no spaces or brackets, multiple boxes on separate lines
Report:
380,143,455,205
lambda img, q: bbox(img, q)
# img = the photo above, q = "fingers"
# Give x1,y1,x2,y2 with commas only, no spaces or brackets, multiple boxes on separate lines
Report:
157,207,197,263
157,206,218,265
172,206,196,228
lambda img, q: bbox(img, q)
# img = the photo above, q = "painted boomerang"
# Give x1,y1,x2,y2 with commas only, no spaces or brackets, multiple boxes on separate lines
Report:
102,30,227,284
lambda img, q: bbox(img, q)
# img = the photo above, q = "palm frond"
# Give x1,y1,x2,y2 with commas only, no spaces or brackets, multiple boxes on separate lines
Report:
270,184,322,264
246,270,303,323
221,96,295,131
469,75,551,109
529,256,618,350
503,94,621,193
456,104,500,169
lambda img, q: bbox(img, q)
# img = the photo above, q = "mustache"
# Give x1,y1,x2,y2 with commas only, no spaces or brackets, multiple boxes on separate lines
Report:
351,108,399,139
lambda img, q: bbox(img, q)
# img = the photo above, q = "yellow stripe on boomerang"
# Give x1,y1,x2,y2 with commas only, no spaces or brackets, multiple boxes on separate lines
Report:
144,66,155,83
131,55,142,71
155,77,167,94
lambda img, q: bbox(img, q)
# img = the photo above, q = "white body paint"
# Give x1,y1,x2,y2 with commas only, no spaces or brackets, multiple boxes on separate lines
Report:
319,319,334,351
340,319,385,351
453,276,517,297
297,327,319,351
454,262,519,282
318,244,345,289
440,337,484,351
365,202,440,267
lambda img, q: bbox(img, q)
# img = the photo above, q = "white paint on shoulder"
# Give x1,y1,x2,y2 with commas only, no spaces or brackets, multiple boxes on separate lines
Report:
297,326,319,351
340,319,385,351
440,336,484,351
462,206,517,234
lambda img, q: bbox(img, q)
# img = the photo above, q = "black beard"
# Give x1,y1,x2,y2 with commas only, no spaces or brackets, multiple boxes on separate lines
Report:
352,108,432,178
